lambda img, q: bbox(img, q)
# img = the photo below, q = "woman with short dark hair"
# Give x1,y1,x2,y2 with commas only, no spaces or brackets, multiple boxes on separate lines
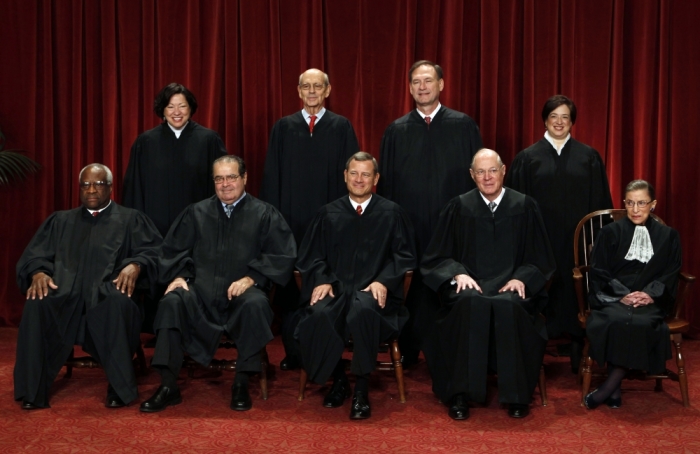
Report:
506,95,613,372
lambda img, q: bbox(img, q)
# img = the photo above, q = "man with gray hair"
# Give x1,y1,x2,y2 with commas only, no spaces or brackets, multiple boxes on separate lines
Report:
15,163,162,410
260,68,359,371
421,149,555,420
296,152,416,419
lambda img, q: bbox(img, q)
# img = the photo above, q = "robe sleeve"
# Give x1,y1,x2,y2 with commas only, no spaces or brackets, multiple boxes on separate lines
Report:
246,206,297,288
296,209,341,302
510,199,556,296
117,211,164,296
16,213,61,292
259,121,282,207
376,126,395,199
122,138,145,211
504,151,530,194
158,206,198,286
420,198,469,292
588,150,614,212
372,208,417,298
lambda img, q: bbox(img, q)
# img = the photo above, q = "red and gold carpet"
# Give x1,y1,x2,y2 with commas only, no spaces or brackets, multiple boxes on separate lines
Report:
1,327,699,453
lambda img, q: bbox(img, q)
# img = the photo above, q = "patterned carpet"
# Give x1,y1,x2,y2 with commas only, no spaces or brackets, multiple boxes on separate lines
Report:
1,327,699,453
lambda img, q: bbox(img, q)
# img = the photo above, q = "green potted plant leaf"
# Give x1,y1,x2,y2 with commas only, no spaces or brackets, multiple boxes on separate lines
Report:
0,127,41,185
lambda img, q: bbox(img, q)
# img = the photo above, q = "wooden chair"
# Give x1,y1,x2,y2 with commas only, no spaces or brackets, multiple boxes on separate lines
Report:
182,286,277,400
295,270,413,403
64,345,148,378
572,209,696,407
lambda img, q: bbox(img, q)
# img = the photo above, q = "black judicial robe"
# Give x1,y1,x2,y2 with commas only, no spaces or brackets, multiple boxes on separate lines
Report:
586,217,681,373
506,137,612,337
156,194,296,366
377,107,483,258
295,195,417,383
14,203,162,407
123,121,227,236
260,110,359,244
421,189,556,404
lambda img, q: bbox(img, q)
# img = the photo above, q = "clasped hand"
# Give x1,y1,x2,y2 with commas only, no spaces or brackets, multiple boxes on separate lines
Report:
620,291,653,307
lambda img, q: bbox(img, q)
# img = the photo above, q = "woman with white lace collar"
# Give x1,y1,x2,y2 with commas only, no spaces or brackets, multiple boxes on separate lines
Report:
584,180,682,409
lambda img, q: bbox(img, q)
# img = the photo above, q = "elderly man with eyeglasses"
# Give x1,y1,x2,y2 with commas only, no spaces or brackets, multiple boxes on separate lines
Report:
141,155,296,413
421,149,556,420
15,163,163,410
259,68,359,373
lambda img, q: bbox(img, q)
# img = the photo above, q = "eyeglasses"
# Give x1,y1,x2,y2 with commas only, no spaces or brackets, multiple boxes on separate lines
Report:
472,168,502,178
213,174,243,184
299,83,326,91
79,181,110,189
624,199,652,208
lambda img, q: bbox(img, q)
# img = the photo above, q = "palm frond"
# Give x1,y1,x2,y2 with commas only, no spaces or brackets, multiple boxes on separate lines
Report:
0,150,41,185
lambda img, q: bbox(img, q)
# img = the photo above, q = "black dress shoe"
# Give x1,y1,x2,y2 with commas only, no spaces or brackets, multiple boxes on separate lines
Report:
230,383,252,411
323,378,351,408
400,354,420,368
605,396,622,408
21,400,41,410
508,403,529,418
349,392,371,419
447,394,469,420
105,385,126,408
139,385,182,412
583,389,600,410
280,356,301,371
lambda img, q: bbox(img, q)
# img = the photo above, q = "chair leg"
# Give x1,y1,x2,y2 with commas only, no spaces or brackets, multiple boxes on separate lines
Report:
260,347,269,400
672,333,690,407
538,365,548,406
580,340,593,406
390,339,406,403
298,369,308,401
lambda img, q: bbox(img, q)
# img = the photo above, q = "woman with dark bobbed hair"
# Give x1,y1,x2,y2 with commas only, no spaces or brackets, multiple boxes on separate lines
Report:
584,180,681,409
123,83,227,237
506,95,613,372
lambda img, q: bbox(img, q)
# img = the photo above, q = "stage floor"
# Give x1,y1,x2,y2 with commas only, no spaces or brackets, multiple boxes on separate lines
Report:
1,327,699,453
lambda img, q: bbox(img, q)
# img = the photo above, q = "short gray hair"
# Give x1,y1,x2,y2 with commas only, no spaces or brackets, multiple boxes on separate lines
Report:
79,163,113,184
345,151,378,174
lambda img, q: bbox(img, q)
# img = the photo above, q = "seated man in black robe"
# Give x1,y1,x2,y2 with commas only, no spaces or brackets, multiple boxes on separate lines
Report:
421,149,555,420
295,152,417,420
15,163,162,410
140,155,296,413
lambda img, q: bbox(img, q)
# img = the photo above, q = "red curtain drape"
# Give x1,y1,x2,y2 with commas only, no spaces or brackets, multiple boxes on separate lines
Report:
1,0,698,332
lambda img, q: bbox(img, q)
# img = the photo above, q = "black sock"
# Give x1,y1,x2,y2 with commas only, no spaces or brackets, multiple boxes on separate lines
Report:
590,363,627,405
159,367,178,389
234,371,250,387
354,374,370,394
332,359,348,384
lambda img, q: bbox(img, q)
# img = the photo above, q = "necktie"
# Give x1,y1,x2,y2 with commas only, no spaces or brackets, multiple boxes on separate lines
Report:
224,204,234,218
488,201,497,216
92,211,99,218
356,205,363,216
309,115,317,136
425,116,431,126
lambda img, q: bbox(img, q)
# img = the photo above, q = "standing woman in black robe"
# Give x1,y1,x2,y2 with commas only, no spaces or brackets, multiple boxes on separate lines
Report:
584,180,681,409
123,83,227,237
506,95,613,371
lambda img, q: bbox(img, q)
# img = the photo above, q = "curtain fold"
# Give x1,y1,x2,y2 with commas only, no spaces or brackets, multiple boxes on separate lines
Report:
1,0,698,334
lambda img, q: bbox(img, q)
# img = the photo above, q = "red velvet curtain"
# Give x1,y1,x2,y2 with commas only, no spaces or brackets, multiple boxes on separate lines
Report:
1,0,698,331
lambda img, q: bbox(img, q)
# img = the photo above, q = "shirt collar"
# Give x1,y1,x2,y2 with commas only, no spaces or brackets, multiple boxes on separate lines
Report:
544,131,571,154
221,192,247,208
416,103,442,120
479,188,505,209
167,121,189,138
87,200,112,215
302,107,326,123
349,194,372,213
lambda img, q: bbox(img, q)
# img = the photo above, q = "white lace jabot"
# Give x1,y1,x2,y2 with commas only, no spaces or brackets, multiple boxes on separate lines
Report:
624,225,654,263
